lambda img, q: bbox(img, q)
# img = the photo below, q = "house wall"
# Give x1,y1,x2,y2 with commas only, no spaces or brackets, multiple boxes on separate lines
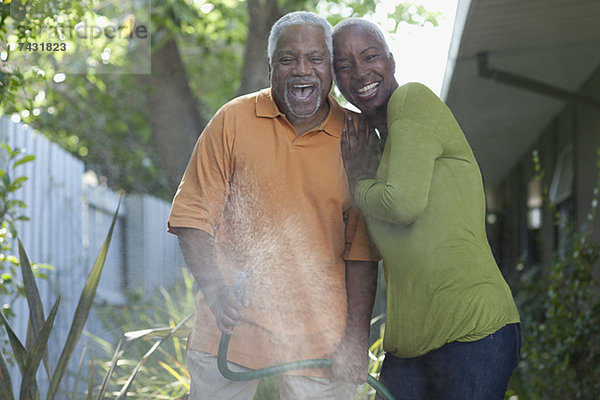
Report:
487,65,600,278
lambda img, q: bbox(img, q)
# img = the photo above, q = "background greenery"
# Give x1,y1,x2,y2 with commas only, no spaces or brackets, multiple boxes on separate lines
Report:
0,0,439,199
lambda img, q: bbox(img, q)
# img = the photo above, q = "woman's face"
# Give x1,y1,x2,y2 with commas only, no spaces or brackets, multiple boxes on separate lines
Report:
333,25,398,118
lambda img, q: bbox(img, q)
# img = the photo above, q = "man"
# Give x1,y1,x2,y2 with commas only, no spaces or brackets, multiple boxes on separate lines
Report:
168,11,379,400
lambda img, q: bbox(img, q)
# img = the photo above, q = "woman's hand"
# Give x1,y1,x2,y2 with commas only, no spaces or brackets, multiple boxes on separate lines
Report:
341,114,383,193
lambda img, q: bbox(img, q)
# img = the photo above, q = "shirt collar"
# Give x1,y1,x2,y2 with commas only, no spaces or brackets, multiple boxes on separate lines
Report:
255,88,345,138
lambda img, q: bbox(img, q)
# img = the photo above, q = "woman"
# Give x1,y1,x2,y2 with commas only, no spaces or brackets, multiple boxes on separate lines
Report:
332,18,521,400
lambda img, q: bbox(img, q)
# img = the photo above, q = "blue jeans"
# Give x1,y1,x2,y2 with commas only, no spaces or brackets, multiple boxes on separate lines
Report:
378,323,521,400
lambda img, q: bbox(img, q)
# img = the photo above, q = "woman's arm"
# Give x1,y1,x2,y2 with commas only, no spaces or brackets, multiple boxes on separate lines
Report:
355,117,442,225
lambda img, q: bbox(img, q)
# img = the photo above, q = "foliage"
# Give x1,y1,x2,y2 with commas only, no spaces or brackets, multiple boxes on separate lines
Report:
91,270,389,399
154,0,247,111
387,3,441,32
90,269,195,399
0,143,53,371
0,143,34,317
512,149,600,399
0,199,121,400
0,0,92,106
29,73,172,199
1,0,172,198
2,0,442,200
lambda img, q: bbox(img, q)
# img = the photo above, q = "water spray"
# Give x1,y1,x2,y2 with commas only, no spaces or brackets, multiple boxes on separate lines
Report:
216,269,396,400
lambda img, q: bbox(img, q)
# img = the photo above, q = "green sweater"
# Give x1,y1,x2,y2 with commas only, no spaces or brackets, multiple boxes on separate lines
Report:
355,82,520,358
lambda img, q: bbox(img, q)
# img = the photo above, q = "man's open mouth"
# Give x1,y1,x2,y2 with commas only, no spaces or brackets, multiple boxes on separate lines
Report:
289,83,316,101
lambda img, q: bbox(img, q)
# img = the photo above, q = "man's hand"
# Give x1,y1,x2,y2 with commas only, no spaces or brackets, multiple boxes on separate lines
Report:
330,333,370,383
177,228,248,335
331,260,378,383
203,284,246,335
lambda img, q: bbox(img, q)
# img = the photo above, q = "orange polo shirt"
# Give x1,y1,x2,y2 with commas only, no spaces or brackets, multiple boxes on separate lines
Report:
168,88,378,376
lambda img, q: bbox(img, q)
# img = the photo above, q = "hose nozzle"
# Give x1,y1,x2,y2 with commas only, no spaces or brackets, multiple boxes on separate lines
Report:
233,268,251,306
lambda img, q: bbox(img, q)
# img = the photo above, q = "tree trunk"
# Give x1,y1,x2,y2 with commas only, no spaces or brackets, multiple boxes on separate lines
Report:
238,0,282,95
148,0,283,192
145,34,206,193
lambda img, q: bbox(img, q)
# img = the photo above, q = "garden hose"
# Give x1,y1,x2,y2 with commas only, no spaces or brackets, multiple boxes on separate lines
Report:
217,333,395,400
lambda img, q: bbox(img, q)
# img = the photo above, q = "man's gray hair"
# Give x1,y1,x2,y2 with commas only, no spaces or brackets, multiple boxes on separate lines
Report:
267,11,333,66
333,18,390,55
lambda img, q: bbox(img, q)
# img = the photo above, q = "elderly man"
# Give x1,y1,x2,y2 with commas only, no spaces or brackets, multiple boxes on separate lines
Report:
168,11,379,400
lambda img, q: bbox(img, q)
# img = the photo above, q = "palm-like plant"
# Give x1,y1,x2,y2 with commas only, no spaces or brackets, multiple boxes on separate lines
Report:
0,201,120,400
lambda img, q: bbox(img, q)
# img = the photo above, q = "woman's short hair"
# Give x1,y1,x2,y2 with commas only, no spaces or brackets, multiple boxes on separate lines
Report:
333,18,390,55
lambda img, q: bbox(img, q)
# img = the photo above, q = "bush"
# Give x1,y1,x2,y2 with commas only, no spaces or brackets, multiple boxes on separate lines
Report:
0,143,36,318
89,270,195,400
512,150,600,399
0,143,52,365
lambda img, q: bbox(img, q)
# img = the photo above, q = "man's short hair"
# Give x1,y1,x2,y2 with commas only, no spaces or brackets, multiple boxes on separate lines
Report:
267,11,333,66
333,18,390,55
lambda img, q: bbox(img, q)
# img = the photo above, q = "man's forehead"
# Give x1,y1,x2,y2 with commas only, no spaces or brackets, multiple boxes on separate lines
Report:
276,48,327,55
275,24,328,49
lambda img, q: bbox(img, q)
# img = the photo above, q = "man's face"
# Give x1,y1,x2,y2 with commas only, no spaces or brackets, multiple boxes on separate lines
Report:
333,25,397,119
270,24,333,125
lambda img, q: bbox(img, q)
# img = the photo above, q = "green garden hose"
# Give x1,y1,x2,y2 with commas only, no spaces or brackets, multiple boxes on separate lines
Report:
217,333,395,400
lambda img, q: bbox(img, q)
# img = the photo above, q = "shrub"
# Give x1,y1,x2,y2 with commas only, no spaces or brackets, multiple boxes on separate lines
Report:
0,201,120,399
512,149,600,399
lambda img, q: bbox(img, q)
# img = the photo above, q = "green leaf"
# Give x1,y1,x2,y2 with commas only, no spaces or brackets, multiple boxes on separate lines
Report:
86,356,94,400
9,176,29,188
13,155,36,168
20,295,60,400
0,310,28,375
70,346,88,400
18,238,51,379
0,143,11,154
123,326,191,341
47,198,122,400
7,199,27,209
95,338,124,400
0,348,15,400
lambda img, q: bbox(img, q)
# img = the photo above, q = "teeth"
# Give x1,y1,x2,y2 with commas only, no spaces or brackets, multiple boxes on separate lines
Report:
357,82,378,93
293,84,313,88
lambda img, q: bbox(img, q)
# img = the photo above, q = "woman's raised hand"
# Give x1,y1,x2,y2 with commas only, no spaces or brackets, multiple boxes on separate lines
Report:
341,114,382,193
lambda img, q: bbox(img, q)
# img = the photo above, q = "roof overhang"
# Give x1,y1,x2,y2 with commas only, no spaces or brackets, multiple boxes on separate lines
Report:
442,0,600,187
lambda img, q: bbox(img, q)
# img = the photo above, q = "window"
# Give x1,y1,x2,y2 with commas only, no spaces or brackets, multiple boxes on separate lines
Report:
549,145,574,205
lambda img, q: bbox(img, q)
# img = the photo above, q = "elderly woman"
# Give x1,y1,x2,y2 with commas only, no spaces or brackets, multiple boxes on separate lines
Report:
332,18,521,400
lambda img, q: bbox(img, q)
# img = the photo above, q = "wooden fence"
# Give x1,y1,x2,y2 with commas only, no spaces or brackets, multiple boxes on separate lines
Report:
0,117,186,394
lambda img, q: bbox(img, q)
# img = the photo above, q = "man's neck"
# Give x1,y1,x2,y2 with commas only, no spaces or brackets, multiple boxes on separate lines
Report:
289,101,330,136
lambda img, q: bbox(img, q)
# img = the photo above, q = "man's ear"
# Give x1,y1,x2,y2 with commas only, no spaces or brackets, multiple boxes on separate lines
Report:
268,63,272,80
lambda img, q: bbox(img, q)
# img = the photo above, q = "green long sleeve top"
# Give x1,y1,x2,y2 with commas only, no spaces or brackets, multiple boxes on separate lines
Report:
355,82,520,358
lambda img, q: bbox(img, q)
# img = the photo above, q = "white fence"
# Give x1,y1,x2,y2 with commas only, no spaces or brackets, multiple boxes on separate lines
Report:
0,117,186,393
